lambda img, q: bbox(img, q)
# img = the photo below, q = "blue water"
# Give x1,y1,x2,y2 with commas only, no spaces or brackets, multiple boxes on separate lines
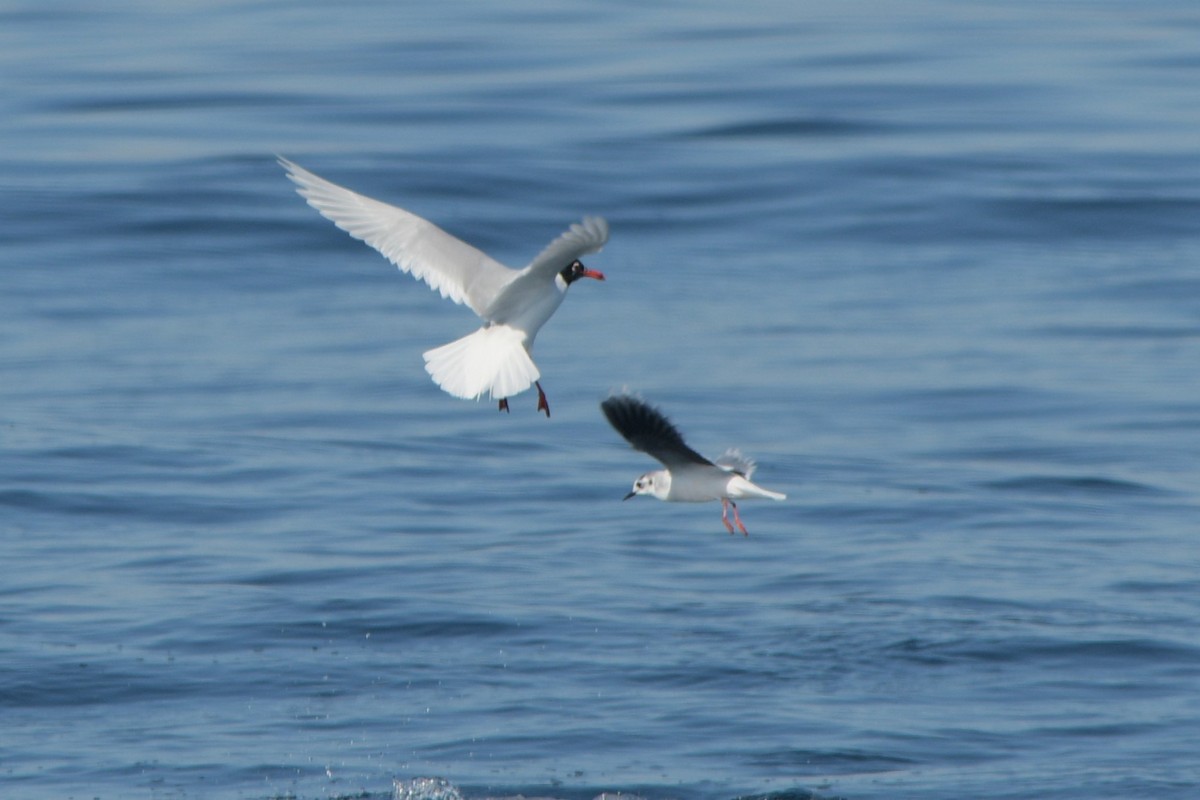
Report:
3,1,1199,799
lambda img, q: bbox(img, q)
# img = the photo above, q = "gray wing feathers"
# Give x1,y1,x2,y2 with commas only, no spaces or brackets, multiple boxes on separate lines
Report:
522,216,609,280
280,157,515,315
600,394,712,469
714,448,756,479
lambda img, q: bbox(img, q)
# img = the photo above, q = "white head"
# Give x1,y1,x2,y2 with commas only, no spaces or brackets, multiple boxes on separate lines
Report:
623,470,671,501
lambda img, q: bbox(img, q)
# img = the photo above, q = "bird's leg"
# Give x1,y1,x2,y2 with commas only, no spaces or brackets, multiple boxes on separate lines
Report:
498,398,510,413
720,499,736,535
730,501,749,536
535,381,550,418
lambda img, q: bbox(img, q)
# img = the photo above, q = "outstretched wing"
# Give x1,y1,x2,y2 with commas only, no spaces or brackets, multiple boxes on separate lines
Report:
520,216,609,281
600,394,712,469
280,157,516,316
714,448,756,479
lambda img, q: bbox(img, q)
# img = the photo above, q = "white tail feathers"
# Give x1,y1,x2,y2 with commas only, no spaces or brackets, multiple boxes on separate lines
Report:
727,474,787,501
423,325,540,401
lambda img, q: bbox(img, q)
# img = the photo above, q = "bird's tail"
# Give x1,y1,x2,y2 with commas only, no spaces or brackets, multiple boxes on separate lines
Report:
423,324,540,401
729,475,787,501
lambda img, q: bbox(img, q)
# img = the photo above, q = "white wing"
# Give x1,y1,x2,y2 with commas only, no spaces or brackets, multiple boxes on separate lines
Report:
521,216,609,282
714,448,757,479
280,157,516,317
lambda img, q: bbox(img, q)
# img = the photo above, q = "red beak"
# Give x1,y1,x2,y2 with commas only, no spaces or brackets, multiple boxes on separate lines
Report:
580,269,605,281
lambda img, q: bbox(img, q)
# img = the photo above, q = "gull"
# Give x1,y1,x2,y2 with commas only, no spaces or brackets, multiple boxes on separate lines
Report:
280,157,607,416
600,394,786,535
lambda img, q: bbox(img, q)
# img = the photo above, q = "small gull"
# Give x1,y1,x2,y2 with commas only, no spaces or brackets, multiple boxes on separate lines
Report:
601,394,786,535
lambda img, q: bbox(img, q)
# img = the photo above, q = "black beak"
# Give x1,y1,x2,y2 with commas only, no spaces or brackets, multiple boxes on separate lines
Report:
622,491,636,501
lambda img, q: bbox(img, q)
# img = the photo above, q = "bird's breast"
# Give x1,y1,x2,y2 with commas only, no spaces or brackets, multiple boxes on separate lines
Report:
664,469,730,503
487,280,567,335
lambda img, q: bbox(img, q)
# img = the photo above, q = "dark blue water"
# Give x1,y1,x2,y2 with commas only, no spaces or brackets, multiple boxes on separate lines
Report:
3,2,1199,799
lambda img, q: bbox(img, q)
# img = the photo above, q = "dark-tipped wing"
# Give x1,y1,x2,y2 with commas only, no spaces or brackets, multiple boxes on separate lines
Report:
600,394,713,469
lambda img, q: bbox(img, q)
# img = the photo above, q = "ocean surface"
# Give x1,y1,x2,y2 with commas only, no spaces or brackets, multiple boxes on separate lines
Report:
2,1,1199,799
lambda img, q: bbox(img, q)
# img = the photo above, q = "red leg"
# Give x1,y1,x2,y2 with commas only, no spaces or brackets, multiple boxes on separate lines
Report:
498,398,510,413
730,501,749,536
720,499,736,534
535,381,550,418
